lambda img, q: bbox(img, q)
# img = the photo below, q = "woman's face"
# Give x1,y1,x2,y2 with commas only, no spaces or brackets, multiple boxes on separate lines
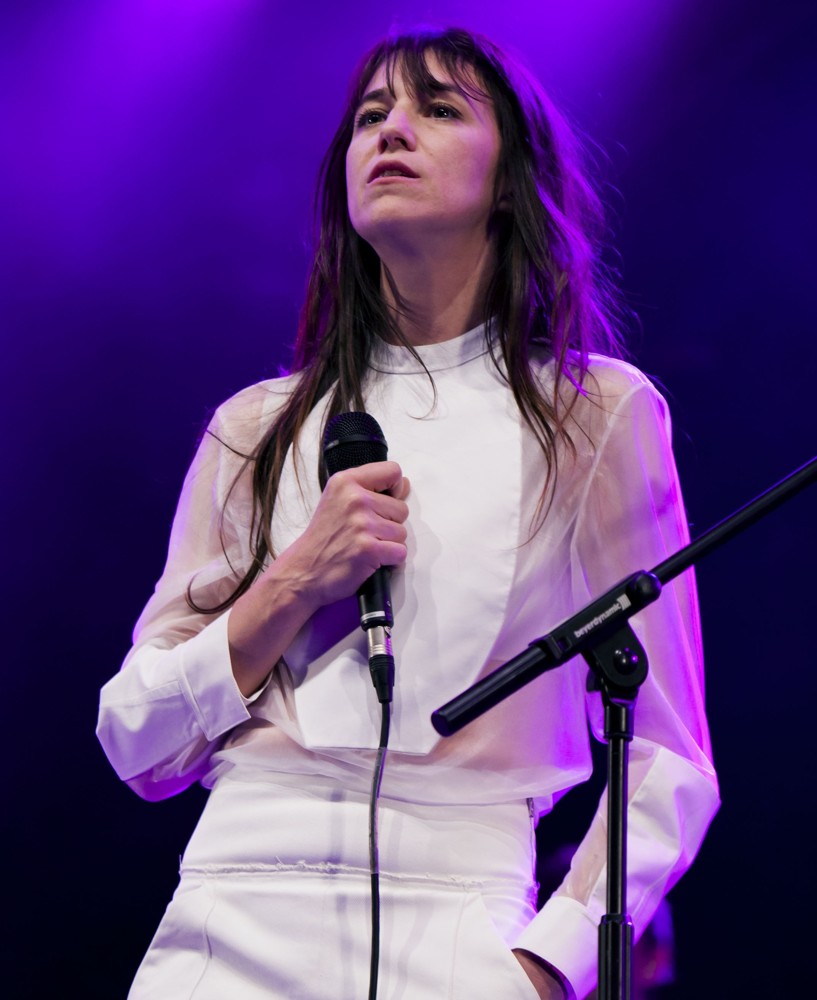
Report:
345,54,502,255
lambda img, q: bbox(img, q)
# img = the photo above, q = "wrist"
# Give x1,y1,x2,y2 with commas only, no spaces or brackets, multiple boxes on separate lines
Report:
512,949,575,1000
228,563,317,696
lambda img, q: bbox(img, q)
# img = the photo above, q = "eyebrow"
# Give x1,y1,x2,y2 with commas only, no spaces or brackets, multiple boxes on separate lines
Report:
356,83,473,109
357,87,391,107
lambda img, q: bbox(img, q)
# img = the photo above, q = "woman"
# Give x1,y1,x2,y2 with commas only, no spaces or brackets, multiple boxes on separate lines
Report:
98,26,719,1000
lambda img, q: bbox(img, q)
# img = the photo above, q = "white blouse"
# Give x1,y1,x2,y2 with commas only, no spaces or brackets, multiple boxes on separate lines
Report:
97,325,719,998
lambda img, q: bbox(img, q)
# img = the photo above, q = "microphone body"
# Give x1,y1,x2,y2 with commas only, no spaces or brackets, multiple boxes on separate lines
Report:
322,411,395,703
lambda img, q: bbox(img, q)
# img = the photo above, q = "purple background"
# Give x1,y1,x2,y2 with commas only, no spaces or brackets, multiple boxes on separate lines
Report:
2,0,815,994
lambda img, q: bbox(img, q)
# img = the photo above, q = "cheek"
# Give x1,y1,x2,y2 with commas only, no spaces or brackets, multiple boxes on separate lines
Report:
461,143,501,206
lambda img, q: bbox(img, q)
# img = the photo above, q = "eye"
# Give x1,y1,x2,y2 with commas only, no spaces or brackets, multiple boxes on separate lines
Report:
428,102,461,120
355,107,387,129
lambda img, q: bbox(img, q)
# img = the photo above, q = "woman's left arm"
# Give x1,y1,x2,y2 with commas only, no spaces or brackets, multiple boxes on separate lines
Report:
513,372,720,999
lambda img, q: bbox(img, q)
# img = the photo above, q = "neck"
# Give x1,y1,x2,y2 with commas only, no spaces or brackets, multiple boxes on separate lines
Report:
377,232,496,347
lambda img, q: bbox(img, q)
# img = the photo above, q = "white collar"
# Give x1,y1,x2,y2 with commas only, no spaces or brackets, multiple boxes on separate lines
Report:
368,323,490,375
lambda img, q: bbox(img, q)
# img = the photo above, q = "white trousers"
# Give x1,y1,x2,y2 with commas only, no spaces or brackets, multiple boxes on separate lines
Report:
129,773,542,999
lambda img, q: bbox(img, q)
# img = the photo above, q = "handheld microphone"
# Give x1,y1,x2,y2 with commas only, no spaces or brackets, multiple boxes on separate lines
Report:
322,411,395,703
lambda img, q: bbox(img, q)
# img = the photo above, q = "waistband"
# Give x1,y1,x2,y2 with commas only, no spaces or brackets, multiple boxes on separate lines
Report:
180,771,537,894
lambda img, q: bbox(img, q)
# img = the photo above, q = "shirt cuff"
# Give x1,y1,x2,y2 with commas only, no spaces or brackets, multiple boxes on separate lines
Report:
176,609,254,740
512,895,599,1000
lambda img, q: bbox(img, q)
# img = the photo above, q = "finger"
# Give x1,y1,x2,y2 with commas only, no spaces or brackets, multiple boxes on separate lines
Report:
337,461,404,495
370,492,409,524
370,517,407,544
390,475,410,501
370,538,408,568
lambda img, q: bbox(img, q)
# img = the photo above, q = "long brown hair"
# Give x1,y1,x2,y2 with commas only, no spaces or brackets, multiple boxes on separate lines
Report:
192,26,626,614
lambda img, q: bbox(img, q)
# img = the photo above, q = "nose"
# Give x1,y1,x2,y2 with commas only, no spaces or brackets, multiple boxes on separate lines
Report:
378,108,416,153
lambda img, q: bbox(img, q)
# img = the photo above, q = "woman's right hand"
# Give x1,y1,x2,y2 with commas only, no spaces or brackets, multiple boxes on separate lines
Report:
278,460,410,609
227,461,409,696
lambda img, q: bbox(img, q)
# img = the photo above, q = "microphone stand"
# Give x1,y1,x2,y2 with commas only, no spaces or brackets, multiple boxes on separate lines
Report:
431,454,817,1000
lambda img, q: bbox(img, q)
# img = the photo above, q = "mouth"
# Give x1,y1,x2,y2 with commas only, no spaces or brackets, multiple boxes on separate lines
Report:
368,161,419,183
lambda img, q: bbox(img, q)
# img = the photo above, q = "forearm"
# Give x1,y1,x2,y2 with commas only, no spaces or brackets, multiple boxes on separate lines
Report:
227,552,320,697
515,745,718,998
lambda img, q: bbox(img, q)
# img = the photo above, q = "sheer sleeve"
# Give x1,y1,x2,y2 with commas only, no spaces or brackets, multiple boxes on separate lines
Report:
514,368,720,998
96,381,284,801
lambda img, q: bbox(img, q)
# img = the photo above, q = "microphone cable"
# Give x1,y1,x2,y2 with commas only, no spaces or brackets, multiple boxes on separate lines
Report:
322,411,396,1000
367,698,390,1000
364,608,394,1000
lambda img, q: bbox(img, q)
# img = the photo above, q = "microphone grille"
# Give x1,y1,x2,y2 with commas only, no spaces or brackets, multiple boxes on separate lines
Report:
323,411,388,475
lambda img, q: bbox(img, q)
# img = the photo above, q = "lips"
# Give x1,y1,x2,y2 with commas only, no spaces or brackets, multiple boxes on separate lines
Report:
368,160,419,182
